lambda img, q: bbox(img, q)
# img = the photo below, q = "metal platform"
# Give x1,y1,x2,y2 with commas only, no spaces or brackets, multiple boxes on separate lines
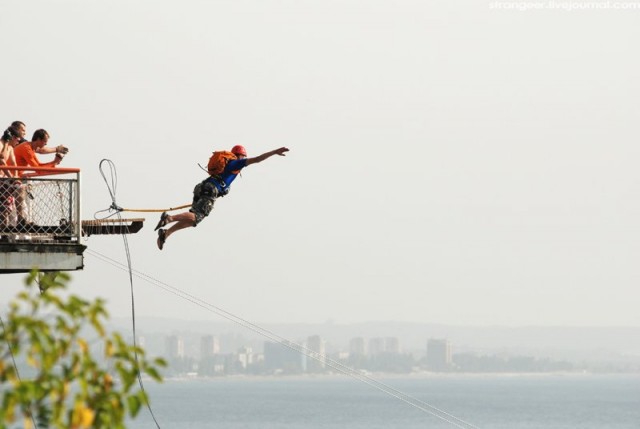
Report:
0,218,145,274
0,241,87,274
82,218,145,236
1,166,146,274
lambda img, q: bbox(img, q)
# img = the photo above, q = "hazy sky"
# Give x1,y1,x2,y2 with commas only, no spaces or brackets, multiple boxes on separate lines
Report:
1,0,638,327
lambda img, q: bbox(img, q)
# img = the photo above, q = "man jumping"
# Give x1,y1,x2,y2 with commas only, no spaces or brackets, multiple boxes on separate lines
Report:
155,145,289,250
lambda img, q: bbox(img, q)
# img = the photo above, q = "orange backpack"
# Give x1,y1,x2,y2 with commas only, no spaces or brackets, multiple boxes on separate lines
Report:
207,151,237,176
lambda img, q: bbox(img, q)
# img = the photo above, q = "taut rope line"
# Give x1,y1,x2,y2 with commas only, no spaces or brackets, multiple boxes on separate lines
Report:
93,160,190,219
111,204,191,213
86,248,481,429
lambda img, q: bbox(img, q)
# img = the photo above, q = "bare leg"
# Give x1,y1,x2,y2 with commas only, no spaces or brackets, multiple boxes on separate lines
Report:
156,211,197,249
0,183,8,227
0,204,6,227
164,212,196,240
14,184,27,224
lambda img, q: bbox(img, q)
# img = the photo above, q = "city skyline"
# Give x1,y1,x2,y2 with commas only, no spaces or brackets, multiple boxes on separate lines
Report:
140,329,638,376
114,317,640,371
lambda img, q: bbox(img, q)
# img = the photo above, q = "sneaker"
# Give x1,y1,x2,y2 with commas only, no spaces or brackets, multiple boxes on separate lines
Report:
154,212,169,231
157,229,167,250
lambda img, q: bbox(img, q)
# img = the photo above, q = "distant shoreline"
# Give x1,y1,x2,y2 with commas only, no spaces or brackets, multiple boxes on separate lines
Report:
159,371,640,382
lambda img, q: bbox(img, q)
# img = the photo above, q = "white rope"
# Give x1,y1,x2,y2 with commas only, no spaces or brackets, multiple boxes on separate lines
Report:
86,249,481,429
0,315,39,429
97,159,162,429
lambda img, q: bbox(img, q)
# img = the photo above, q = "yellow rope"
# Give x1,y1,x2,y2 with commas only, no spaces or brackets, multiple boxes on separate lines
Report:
118,203,191,213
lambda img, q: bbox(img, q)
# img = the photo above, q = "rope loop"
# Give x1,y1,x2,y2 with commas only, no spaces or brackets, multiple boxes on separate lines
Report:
97,159,162,429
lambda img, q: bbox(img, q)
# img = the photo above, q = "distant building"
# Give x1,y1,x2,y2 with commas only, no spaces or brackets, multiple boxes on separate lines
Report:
368,337,400,355
237,346,253,369
198,353,226,376
336,351,349,361
349,337,366,357
127,336,145,348
306,335,326,373
426,338,452,371
165,335,185,359
200,335,220,359
369,337,386,356
385,337,400,354
264,340,303,373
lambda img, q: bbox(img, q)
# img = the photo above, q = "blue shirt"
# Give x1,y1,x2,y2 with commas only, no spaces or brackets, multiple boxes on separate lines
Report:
206,158,248,194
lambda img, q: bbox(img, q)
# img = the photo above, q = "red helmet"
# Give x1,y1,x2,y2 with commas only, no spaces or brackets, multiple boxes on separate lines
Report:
231,145,247,157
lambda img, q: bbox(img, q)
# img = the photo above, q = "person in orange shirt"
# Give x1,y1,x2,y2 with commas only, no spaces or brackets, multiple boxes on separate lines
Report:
13,129,68,230
14,129,66,171
8,121,68,155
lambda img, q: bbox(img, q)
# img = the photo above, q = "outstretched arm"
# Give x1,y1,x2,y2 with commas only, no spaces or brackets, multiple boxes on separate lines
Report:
245,147,289,166
36,145,69,155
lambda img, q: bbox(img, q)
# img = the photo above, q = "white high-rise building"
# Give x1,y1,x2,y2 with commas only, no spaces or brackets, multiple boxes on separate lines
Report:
426,338,452,371
165,335,184,359
200,335,220,359
306,335,326,372
237,346,253,369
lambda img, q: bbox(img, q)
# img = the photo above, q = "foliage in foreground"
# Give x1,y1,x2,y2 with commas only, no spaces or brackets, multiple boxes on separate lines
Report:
0,271,166,429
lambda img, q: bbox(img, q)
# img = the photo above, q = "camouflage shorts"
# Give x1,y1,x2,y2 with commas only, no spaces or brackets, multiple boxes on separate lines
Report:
189,181,218,226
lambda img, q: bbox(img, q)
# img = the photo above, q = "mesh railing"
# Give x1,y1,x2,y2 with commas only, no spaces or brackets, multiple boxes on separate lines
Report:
0,167,81,242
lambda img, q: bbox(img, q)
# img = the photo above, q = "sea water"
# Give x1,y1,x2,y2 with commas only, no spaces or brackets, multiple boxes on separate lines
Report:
130,374,640,429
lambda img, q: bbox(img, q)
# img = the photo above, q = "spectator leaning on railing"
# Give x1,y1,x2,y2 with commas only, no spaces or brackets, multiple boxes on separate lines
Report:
9,120,68,155
12,129,69,230
14,129,69,174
